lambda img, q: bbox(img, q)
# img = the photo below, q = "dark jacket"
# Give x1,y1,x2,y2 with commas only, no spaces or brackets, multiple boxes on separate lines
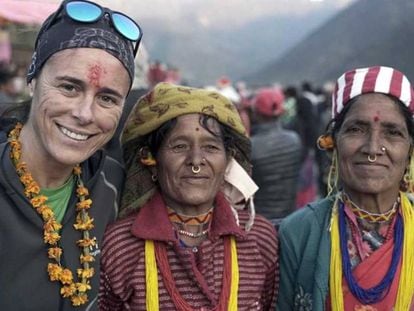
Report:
0,119,124,311
251,121,302,220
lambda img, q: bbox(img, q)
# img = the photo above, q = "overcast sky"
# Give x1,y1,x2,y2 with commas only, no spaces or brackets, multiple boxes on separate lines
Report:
41,0,356,29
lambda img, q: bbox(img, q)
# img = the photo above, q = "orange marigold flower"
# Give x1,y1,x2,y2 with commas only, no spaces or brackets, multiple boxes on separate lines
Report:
60,268,74,285
317,134,334,150
31,195,48,207
44,230,61,245
71,293,88,306
76,282,92,293
48,247,63,260
73,166,82,176
76,186,89,197
11,150,21,161
37,205,54,221
20,174,34,186
76,199,92,210
80,254,95,264
74,214,94,231
12,144,22,154
25,181,40,196
60,284,76,298
77,237,96,248
140,157,157,166
44,219,62,232
77,267,94,279
48,263,63,281
9,140,20,149
15,162,27,173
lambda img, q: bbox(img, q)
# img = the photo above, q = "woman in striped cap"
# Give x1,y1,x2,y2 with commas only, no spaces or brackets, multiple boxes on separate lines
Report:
277,66,414,310
99,82,278,310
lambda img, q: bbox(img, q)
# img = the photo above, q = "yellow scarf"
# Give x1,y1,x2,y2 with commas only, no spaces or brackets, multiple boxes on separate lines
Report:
145,237,239,310
330,192,414,310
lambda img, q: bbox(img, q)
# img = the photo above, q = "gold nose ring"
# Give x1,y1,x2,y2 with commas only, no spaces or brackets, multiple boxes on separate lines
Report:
367,154,377,163
192,165,201,174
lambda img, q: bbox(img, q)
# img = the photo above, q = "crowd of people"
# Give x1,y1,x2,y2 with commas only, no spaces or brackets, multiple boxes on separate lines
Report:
1,0,414,310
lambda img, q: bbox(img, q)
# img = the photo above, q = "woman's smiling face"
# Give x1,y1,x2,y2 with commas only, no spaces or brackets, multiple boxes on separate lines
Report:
155,114,229,214
336,93,412,197
26,48,130,168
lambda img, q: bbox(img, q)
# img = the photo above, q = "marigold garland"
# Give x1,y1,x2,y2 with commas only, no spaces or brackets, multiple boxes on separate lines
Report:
8,123,96,307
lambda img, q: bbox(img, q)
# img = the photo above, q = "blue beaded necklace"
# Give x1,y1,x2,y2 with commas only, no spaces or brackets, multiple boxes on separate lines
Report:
338,200,403,304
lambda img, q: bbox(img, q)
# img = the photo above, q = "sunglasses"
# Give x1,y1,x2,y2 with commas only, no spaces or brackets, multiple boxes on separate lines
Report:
40,0,142,57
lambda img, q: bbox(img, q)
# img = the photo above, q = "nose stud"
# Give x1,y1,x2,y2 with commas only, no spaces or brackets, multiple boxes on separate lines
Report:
367,154,377,163
192,165,201,174
381,146,386,153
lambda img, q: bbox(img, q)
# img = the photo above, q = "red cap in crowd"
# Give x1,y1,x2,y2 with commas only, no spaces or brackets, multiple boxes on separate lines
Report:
253,87,285,117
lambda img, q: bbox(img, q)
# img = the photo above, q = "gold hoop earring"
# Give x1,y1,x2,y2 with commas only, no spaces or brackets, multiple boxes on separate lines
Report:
367,154,377,163
192,165,201,174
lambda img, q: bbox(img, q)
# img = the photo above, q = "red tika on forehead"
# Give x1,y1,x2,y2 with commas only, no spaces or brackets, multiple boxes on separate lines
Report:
87,64,106,88
331,66,414,119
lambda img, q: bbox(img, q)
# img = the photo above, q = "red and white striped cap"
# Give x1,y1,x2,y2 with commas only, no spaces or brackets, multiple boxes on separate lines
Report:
332,66,414,118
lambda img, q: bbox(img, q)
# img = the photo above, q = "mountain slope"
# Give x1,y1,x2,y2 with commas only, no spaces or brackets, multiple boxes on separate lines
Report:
139,6,339,85
246,0,414,85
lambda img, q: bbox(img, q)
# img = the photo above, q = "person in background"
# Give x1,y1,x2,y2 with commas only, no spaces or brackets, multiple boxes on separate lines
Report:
277,66,414,310
213,76,252,135
280,85,298,129
147,60,167,88
250,87,302,229
292,84,319,208
0,64,17,113
0,0,142,309
99,82,278,310
314,82,336,198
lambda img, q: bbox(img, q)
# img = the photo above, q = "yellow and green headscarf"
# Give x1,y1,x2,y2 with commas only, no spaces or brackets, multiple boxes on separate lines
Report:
120,82,251,218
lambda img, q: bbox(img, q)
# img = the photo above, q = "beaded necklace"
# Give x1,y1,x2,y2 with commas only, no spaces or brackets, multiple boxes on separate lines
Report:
168,206,213,239
167,206,214,224
8,123,96,306
339,200,402,304
330,192,414,310
342,193,398,223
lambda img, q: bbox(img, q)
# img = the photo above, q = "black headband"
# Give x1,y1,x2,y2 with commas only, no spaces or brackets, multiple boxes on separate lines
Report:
27,10,135,86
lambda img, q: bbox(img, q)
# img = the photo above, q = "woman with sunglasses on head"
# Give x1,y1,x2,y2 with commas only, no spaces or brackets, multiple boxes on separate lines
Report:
99,83,278,310
0,0,142,310
277,66,414,310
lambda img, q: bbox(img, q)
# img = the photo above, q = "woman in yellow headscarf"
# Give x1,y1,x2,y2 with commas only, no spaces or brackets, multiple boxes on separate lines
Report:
99,82,278,310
